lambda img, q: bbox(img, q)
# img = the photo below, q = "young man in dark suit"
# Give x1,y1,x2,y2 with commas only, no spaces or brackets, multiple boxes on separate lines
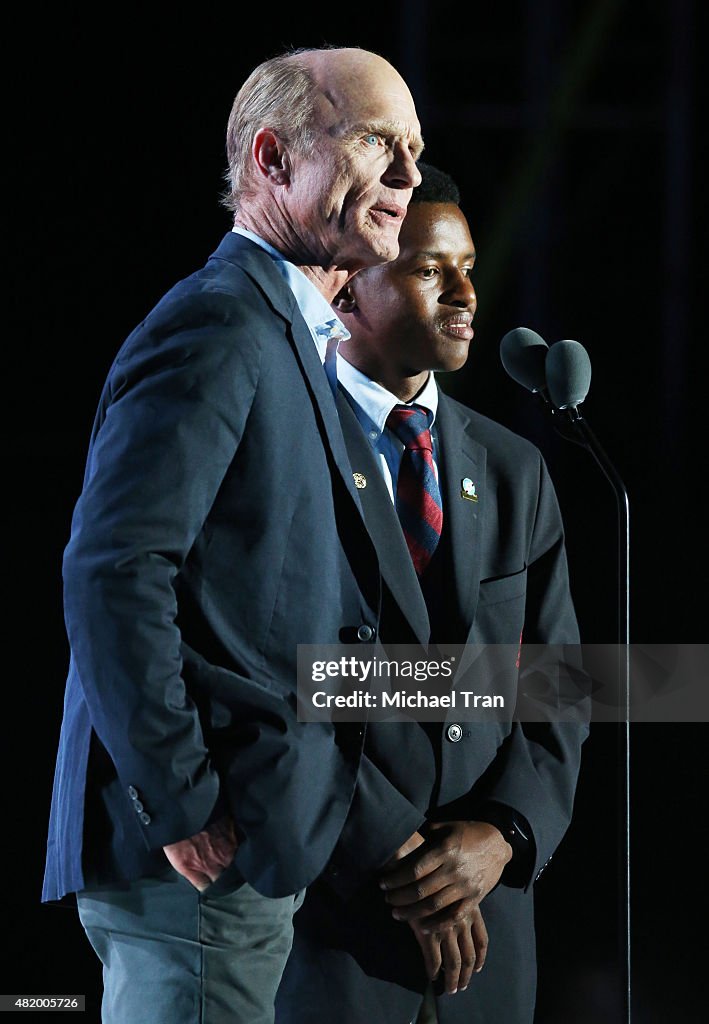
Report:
42,46,425,1023
275,164,588,1024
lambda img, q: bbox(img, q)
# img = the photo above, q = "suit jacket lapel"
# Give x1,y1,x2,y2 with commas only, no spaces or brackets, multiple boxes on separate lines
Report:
435,392,487,634
287,313,365,505
211,233,365,511
336,388,431,645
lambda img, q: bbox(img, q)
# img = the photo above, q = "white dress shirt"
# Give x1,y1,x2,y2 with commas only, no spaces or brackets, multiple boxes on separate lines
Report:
336,354,440,505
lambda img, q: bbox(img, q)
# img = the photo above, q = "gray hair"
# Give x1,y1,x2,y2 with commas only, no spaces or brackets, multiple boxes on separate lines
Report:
221,50,320,213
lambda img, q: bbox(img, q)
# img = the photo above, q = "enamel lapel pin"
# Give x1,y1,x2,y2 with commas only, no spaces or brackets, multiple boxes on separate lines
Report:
461,477,478,502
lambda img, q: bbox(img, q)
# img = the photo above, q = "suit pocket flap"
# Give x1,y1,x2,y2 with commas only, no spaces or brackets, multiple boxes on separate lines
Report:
478,566,528,605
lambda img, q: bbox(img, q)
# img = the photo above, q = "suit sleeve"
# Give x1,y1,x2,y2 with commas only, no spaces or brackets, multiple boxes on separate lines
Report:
63,287,262,850
475,452,589,887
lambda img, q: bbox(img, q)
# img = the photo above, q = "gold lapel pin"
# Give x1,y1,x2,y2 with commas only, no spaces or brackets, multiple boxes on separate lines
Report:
353,472,367,489
461,477,478,501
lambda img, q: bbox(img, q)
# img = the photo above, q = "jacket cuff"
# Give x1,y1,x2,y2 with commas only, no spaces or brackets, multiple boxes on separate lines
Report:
474,800,536,889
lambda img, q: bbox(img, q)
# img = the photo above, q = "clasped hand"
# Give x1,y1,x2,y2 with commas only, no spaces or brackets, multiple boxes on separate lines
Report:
378,821,511,994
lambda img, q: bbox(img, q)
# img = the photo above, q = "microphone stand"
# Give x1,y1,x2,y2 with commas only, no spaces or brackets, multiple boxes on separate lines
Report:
558,407,630,648
513,377,631,1021
552,403,631,1024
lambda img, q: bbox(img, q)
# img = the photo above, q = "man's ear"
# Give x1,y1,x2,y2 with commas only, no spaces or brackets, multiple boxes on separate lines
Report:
251,128,290,185
333,282,357,314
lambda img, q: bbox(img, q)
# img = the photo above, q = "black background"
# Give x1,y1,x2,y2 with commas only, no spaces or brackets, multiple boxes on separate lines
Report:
4,1,705,1021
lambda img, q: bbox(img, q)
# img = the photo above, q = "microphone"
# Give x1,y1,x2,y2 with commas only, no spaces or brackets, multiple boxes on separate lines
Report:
546,340,592,410
499,327,550,400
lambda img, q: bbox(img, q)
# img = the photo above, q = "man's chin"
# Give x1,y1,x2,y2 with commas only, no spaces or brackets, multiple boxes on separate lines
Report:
435,351,470,373
379,237,401,262
331,225,401,272
356,235,401,269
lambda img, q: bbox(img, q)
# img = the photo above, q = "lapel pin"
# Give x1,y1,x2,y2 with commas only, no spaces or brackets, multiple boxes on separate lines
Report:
461,477,478,501
353,472,367,489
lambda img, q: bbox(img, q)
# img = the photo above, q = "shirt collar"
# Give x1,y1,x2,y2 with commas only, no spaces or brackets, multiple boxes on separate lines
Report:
232,227,350,361
336,353,439,437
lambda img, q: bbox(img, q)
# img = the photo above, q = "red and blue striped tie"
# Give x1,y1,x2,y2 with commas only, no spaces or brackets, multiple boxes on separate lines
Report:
386,404,443,575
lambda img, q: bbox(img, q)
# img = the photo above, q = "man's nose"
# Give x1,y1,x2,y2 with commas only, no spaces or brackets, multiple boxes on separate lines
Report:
383,141,422,189
444,271,477,310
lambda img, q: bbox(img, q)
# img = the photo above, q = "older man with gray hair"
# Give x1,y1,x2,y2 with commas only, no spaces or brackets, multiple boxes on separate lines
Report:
42,46,422,1023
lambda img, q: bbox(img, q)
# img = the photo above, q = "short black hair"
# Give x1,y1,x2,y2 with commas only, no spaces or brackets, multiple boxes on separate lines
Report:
410,161,460,205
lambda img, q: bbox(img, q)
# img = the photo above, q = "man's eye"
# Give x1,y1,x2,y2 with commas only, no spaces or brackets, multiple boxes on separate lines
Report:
419,267,438,278
364,134,380,146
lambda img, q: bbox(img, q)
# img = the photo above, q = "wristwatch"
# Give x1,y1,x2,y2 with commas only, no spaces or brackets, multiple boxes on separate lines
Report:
475,801,534,888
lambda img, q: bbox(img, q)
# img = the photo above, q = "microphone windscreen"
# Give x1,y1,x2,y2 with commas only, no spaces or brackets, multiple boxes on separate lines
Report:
546,340,592,408
500,327,549,392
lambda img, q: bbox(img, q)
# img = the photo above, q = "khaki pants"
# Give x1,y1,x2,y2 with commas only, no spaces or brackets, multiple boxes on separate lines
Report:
77,870,304,1024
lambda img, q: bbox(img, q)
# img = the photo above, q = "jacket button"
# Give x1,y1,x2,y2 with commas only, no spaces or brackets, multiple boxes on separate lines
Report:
139,812,151,825
133,800,144,813
128,786,138,800
357,624,375,642
447,723,463,742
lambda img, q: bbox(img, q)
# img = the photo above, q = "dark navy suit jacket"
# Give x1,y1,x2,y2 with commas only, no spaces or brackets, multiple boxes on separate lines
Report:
42,233,426,902
276,387,589,1024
